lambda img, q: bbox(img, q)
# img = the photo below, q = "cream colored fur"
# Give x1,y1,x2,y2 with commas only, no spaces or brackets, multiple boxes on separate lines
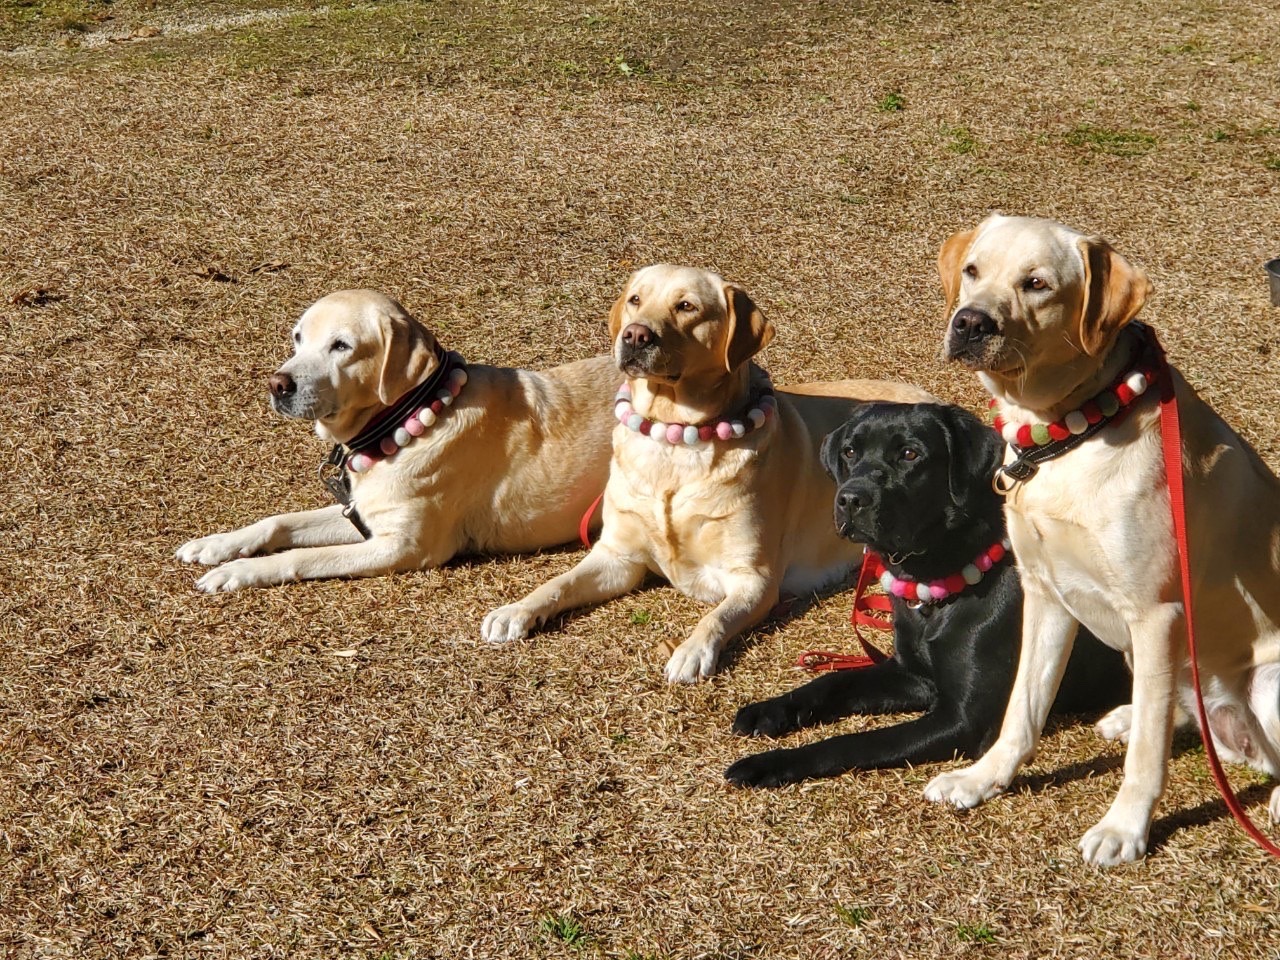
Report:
176,289,620,591
922,215,1280,866
481,265,933,683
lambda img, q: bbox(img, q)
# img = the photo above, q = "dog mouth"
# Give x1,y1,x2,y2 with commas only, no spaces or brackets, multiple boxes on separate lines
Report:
620,358,681,382
944,336,1016,374
270,392,335,421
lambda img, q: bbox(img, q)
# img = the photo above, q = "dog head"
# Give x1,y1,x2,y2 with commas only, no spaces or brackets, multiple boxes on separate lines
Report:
607,265,776,386
820,402,1005,562
937,215,1152,408
268,289,440,441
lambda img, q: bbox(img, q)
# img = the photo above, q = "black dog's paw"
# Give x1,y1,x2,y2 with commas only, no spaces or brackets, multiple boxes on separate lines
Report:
724,749,810,788
732,698,801,738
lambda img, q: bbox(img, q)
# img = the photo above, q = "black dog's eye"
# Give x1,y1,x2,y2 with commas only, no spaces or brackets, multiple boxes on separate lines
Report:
901,447,919,462
676,300,696,312
1023,276,1048,291
963,264,978,279
628,294,640,306
330,339,351,353
842,445,857,461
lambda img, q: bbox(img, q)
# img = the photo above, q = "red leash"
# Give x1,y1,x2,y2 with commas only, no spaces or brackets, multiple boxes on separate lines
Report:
795,551,890,671
578,492,605,548
1153,335,1280,857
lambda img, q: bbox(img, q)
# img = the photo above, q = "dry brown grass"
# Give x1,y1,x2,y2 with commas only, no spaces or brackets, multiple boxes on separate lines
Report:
2,0,1279,956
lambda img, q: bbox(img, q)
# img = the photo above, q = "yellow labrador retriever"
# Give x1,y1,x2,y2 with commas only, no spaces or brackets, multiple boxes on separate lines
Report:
176,289,620,591
481,265,933,683
923,214,1280,865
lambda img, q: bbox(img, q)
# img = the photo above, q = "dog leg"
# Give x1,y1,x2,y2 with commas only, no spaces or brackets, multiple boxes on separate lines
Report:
481,545,647,644
727,707,984,787
732,662,934,738
193,527,429,592
924,589,1078,809
664,574,777,684
177,505,362,566
1078,604,1180,866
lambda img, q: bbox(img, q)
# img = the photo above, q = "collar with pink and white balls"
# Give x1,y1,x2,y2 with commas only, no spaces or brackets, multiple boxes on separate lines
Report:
614,378,777,445
870,537,1012,604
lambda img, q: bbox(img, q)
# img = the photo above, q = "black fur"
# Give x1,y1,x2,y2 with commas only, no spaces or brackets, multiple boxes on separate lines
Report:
724,402,1130,788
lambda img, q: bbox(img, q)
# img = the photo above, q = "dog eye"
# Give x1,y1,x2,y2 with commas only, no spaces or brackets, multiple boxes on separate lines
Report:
292,331,301,344
330,339,351,353
842,445,857,461
1024,277,1048,291
901,447,919,462
963,264,978,279
627,294,640,306
676,300,696,312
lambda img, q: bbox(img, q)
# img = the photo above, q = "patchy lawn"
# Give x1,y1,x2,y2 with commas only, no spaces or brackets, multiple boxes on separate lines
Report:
1,0,1279,957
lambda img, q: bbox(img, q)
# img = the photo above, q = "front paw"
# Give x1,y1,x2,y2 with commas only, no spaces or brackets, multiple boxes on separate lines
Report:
725,748,810,788
732,698,801,738
481,605,536,644
176,530,267,566
195,557,276,593
1079,818,1148,867
1094,704,1132,743
923,767,1005,809
664,638,719,684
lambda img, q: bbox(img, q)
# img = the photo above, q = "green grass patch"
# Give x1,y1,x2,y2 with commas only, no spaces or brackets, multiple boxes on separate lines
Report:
956,922,997,944
539,912,590,948
834,903,872,928
1064,123,1157,157
942,124,977,154
876,90,905,112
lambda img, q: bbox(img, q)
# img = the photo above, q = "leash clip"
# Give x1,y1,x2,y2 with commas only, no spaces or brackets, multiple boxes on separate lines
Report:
992,457,1037,495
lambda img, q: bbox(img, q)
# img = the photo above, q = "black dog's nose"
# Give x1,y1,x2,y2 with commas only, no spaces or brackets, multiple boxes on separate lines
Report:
837,490,863,512
622,324,654,348
268,372,296,397
950,307,997,343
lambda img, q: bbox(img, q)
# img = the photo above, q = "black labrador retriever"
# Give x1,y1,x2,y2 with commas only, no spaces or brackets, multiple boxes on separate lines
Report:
725,401,1131,788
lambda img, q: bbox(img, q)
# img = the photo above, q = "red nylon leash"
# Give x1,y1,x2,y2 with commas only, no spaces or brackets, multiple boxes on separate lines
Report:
1154,333,1280,857
795,550,890,671
578,492,605,549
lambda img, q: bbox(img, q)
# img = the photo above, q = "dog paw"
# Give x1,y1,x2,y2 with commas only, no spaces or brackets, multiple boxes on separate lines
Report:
923,767,1005,809
176,531,266,566
481,605,535,645
1079,819,1147,867
1094,704,1132,743
732,699,800,738
1269,785,1280,824
724,749,807,788
196,558,272,593
664,639,718,684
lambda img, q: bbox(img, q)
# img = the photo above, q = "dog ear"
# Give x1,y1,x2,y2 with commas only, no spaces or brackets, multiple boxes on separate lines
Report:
937,403,997,506
607,285,630,344
722,284,776,372
377,304,437,405
819,403,878,481
937,228,977,317
819,425,845,482
1075,237,1153,357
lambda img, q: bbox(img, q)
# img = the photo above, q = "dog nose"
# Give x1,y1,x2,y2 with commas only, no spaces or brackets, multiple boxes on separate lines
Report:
951,307,997,342
622,324,654,348
268,372,296,397
837,490,863,512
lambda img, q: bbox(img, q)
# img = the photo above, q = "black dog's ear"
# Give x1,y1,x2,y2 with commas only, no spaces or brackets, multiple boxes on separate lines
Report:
819,424,846,482
820,403,879,481
937,404,998,506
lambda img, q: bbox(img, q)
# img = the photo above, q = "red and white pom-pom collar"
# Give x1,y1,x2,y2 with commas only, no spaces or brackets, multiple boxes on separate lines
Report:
868,537,1011,605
